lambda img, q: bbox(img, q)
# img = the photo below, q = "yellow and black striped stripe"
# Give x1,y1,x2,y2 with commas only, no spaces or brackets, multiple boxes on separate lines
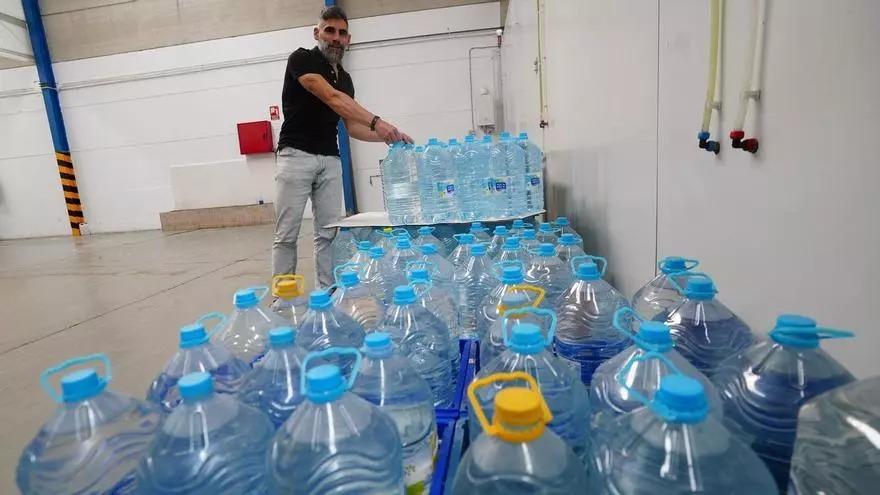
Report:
56,152,84,236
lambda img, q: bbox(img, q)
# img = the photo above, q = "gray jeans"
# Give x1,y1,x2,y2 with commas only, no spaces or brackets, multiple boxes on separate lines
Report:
272,147,342,288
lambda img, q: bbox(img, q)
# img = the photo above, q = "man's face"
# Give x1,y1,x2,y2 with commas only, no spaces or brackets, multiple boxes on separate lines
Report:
314,18,350,64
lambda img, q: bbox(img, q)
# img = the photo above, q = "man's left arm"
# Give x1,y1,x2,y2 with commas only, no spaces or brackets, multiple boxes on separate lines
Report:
343,119,384,142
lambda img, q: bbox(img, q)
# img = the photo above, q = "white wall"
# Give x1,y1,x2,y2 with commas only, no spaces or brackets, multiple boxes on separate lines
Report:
502,0,880,378
0,2,500,238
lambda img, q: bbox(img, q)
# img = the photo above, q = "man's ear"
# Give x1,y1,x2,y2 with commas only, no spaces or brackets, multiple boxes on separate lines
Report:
313,25,319,41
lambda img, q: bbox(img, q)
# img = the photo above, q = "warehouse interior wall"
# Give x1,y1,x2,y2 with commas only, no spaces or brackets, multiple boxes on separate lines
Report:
502,0,880,378
0,2,501,238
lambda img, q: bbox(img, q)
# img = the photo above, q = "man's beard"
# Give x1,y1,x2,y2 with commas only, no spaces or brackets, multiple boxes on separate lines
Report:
318,39,345,64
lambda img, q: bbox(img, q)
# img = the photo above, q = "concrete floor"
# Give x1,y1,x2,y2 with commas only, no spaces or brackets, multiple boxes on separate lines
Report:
0,224,317,491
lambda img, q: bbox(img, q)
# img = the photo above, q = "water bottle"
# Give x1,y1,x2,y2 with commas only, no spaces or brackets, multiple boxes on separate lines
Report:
556,233,586,274
270,274,309,326
382,141,421,225
521,227,539,253
480,292,547,366
147,312,249,413
470,316,591,458
331,226,357,270
352,333,437,494
407,262,459,339
446,137,466,221
552,216,580,239
17,354,161,495
477,261,545,339
237,327,306,428
448,232,476,269
631,256,699,321
331,264,385,331
517,132,545,213
360,245,390,304
418,243,455,289
136,372,273,494
421,137,458,223
553,256,631,388
453,243,497,339
788,375,880,495
493,236,530,269
295,289,365,371
381,285,456,407
509,218,532,237
663,272,756,377
452,372,587,494
413,226,446,256
590,308,720,445
374,227,398,253
455,136,478,222
214,286,287,365
469,222,492,243
268,348,404,493
349,240,374,266
590,354,777,494
488,132,526,217
486,225,509,258
524,243,574,306
464,138,494,220
536,222,559,244
711,315,856,491
385,235,419,297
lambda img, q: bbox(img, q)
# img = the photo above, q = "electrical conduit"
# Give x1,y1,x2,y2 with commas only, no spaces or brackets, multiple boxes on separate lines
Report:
731,0,766,154
698,0,723,154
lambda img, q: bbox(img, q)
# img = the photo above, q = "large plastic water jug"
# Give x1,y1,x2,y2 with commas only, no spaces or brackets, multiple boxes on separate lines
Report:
536,222,559,244
631,256,699,320
486,225,509,258
453,243,497,339
359,245,390,304
663,272,756,377
470,318,591,458
521,228,539,253
554,256,631,387
509,218,532,237
214,285,287,365
331,264,385,331
448,233,476,269
348,240,374,266
381,141,421,225
408,262,459,339
552,216,579,239
269,274,309,326
237,327,306,428
452,136,477,222
451,372,587,494
476,261,545,340
418,243,455,289
267,348,404,493
147,312,249,413
788,375,880,495
469,222,492,243
17,354,161,495
381,285,456,408
295,289,365,372
517,132,545,213
136,372,274,494
352,333,437,494
330,226,357,270
590,308,720,444
413,226,447,256
420,137,458,223
462,138,494,220
480,297,548,366
556,233,586,274
712,315,855,491
488,132,526,217
591,359,777,494
492,236,530,268
524,243,573,306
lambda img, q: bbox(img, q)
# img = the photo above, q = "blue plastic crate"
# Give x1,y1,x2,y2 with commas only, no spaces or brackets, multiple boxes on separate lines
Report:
458,339,480,415
428,416,457,495
436,338,474,417
441,418,473,494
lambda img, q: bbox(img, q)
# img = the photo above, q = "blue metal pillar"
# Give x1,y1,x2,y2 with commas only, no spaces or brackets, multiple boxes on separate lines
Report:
325,0,357,215
21,0,84,235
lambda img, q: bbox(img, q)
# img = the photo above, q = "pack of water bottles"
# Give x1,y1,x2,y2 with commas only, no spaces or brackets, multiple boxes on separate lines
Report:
381,132,545,225
18,216,879,495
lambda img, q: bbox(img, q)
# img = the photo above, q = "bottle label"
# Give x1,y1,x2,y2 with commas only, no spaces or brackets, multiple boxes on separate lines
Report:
491,176,513,193
526,172,543,189
436,180,456,200
404,428,438,495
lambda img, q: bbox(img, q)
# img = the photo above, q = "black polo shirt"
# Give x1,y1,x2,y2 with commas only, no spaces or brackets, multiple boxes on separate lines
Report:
278,46,355,156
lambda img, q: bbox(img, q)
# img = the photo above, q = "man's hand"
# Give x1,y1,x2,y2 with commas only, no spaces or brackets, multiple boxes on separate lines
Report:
375,119,414,145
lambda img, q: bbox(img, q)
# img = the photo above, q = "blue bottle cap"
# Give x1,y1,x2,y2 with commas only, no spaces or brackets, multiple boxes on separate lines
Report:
501,266,524,284
500,131,512,139
522,229,536,240
427,137,440,145
309,289,332,309
409,268,430,281
637,321,673,351
494,226,508,236
508,323,544,355
396,237,412,249
481,135,492,143
449,138,459,145
358,241,372,251
769,314,855,349
654,375,708,423
459,233,476,244
471,243,487,256
512,219,525,228
503,237,520,249
305,364,346,403
559,233,577,246
364,332,394,358
415,146,424,152
391,141,405,148
776,314,817,328
660,256,686,273
233,289,259,309
60,368,107,402
269,326,296,347
339,270,359,287
471,222,483,229
576,262,601,281
179,323,209,349
420,243,437,255
684,276,716,300
418,226,433,235
465,134,475,143
538,222,554,232
178,372,214,401
555,216,570,226
537,243,555,256
393,285,417,305
369,246,384,258
518,132,529,140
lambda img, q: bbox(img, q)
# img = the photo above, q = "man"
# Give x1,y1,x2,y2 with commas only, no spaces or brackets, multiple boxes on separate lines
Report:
273,6,413,288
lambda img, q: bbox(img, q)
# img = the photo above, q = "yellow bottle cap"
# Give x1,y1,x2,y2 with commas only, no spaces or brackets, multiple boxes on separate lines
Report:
468,371,553,443
272,274,305,299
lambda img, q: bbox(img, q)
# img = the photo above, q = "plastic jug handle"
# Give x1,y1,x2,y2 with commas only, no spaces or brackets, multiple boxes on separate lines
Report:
503,284,546,309
658,257,699,273
299,347,362,396
272,274,305,297
40,353,112,403
770,326,855,344
614,350,683,405
467,371,552,439
611,307,670,351
501,306,557,346
569,254,608,276
453,233,469,243
665,271,714,296
195,311,228,338
245,285,270,302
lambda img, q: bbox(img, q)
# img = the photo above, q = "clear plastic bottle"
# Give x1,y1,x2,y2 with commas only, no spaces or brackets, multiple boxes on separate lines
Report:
453,243,497,339
712,315,856,491
486,225,509,258
455,135,478,222
269,274,310,327
556,233,586,275
524,243,574,307
469,222,493,243
295,289,365,374
492,236,530,269
554,256,631,388
488,132,526,218
214,286,287,365
330,226,357,271
413,226,447,256
17,354,161,495
480,293,546,366
536,222,559,244
331,264,385,331
552,216,580,239
631,256,700,321
352,333,437,494
477,262,545,340
407,263,459,339
447,137,466,221
591,361,777,495
470,319,591,458
421,137,458,223
237,327,306,428
385,235,420,297
452,372,587,494
663,272,756,377
517,132,545,213
509,218,532,237
147,312,250,413
348,240,375,266
418,243,455,290
382,142,421,225
360,246,390,304
136,372,274,494
381,285,456,408
521,227,539,253
268,348,405,493
788,375,880,495
448,232,476,269
465,137,494,220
